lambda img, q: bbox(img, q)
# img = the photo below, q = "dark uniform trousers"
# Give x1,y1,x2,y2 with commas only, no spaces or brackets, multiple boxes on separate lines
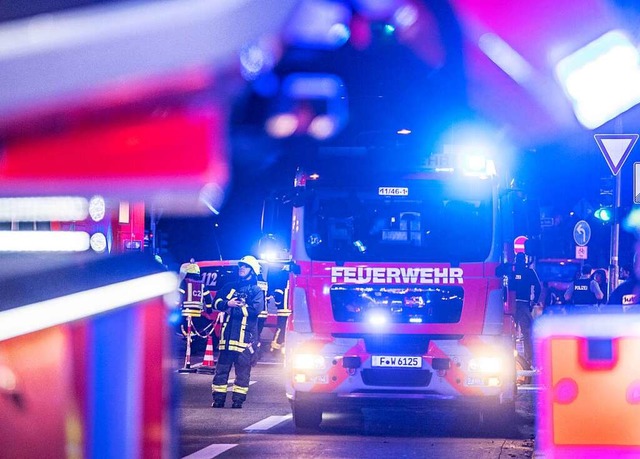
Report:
270,289,290,353
212,348,253,405
515,299,533,364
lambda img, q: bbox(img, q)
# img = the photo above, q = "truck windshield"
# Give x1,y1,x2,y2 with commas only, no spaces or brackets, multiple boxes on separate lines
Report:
303,180,493,263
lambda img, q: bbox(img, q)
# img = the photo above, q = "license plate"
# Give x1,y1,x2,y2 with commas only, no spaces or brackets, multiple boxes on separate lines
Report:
371,356,421,368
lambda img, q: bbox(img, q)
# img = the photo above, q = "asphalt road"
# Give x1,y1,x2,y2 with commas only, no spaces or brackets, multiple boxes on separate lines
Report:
177,348,536,459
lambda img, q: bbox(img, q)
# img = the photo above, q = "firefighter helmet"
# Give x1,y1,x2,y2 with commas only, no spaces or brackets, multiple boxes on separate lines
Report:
185,262,200,275
238,255,261,275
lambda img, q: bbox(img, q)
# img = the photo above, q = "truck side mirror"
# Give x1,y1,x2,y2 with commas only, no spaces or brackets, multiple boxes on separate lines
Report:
287,261,301,275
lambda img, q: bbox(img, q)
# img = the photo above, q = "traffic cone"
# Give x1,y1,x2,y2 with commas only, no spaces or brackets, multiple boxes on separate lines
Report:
197,335,216,374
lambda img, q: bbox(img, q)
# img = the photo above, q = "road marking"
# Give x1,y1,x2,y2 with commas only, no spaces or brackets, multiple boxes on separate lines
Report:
244,414,292,432
182,444,236,459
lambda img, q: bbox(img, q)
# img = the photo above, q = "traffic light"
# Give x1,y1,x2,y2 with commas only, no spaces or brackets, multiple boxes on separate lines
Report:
594,177,614,222
594,206,613,222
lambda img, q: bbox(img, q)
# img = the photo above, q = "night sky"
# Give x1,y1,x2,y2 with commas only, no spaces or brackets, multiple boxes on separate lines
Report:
151,0,640,272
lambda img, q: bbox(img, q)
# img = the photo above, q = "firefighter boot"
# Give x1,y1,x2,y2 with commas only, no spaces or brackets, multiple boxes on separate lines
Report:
231,394,245,409
211,394,226,408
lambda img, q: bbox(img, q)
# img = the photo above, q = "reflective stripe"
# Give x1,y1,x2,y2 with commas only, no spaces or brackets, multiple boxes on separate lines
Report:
214,298,224,310
182,301,202,309
227,344,247,352
238,307,248,344
181,310,202,317
277,309,291,317
232,385,248,395
272,329,280,344
219,320,229,343
212,384,228,394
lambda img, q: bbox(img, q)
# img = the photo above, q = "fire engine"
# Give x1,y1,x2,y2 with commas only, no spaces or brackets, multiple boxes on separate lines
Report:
279,148,536,429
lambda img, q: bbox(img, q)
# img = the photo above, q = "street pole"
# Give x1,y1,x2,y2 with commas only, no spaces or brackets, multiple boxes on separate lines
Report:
609,117,623,295
610,170,620,295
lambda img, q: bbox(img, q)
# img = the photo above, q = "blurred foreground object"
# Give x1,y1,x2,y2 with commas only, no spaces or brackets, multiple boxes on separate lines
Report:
535,313,640,458
0,0,298,215
0,253,178,457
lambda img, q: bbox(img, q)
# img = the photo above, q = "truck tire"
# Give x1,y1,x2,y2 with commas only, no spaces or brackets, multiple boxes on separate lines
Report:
292,401,322,429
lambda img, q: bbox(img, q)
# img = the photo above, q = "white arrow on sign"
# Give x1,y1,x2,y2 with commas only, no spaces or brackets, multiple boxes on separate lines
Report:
594,134,639,175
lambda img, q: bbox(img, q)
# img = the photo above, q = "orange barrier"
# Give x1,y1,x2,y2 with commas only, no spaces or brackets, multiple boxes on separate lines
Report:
198,335,216,374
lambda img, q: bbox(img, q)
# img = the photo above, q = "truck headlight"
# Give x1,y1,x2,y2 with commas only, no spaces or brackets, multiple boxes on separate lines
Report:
468,357,502,373
293,353,326,370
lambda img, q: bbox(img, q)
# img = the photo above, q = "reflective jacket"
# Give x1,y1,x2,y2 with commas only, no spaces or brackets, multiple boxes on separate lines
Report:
213,279,264,353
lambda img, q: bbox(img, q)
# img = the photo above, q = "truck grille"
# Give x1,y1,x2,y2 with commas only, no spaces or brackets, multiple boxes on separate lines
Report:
361,369,432,387
331,285,463,324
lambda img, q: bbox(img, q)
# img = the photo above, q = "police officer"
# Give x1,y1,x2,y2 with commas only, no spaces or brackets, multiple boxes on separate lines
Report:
564,264,603,311
509,253,541,366
211,255,265,409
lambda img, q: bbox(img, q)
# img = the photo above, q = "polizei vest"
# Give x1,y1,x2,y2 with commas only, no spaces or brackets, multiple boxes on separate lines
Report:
572,278,596,305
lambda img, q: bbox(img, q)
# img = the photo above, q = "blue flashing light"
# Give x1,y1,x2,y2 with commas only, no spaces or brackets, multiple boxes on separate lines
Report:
459,154,497,178
168,309,181,326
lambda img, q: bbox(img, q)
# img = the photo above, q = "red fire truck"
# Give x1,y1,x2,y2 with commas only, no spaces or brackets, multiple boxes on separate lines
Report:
281,149,533,429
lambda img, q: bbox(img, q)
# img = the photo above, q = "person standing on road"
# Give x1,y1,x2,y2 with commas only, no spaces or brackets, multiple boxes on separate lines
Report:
564,264,603,311
509,253,541,367
211,255,265,409
609,253,640,310
269,288,291,356
591,268,608,305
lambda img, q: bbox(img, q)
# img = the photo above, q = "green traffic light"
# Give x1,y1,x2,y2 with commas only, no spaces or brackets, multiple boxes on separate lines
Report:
594,207,613,222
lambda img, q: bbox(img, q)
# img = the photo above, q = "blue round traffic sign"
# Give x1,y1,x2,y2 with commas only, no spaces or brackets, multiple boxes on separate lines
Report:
573,220,591,246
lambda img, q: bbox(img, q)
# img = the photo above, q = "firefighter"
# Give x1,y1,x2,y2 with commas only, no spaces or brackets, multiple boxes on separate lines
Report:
269,288,291,356
509,253,541,367
177,259,212,371
211,255,265,408
253,278,269,366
